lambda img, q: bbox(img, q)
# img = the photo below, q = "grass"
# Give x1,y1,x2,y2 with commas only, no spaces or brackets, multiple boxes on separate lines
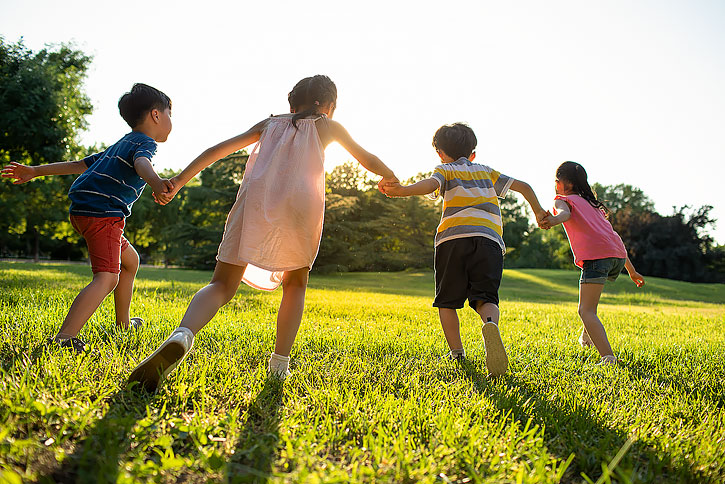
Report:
0,261,724,483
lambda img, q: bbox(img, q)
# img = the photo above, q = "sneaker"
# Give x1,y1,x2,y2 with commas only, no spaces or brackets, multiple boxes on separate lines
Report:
443,349,466,361
129,317,144,329
268,353,291,379
578,328,594,348
48,337,87,354
127,327,194,392
482,320,508,376
596,355,618,366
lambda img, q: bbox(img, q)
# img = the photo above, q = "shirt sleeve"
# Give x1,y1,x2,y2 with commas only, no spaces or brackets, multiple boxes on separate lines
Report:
81,150,105,168
133,139,158,164
428,165,446,200
491,169,514,198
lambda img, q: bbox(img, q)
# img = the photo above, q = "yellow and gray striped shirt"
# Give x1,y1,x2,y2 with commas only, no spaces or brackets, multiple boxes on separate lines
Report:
429,157,513,252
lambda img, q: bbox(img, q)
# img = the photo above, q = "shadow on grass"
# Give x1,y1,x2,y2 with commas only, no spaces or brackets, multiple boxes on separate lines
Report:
224,376,285,483
38,389,151,484
458,360,702,483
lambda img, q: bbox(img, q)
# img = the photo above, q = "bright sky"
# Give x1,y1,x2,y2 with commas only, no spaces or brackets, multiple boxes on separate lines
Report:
2,0,724,243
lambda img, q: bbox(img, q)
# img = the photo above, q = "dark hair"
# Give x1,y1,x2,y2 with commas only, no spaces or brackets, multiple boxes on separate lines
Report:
118,83,172,128
288,75,337,128
556,161,609,214
432,123,477,160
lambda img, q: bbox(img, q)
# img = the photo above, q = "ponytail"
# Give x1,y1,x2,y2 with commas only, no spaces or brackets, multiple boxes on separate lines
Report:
556,161,609,214
288,75,337,129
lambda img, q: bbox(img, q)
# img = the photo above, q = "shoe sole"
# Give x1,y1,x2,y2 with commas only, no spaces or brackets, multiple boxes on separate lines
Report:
482,322,508,376
128,341,185,392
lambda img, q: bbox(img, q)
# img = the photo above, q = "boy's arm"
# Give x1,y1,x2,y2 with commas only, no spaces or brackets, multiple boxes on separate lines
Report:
509,179,549,224
134,157,171,200
384,178,439,197
1,160,88,184
328,120,397,184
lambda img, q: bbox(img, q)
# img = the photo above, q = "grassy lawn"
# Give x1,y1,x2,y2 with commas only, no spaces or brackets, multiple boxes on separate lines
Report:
1,261,724,483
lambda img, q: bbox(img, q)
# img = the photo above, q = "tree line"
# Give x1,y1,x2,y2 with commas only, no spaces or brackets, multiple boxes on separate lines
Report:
1,38,723,282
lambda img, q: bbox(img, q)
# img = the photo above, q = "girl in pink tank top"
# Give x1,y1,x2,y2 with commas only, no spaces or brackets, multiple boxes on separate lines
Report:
128,75,398,390
540,162,645,366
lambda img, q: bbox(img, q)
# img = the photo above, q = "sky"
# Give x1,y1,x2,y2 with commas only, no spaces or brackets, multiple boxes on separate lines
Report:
2,0,724,243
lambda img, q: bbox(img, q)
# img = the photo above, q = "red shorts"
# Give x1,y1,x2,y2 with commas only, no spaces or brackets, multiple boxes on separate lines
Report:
70,215,130,274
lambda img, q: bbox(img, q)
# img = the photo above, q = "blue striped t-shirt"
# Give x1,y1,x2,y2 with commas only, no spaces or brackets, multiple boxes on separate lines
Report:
68,132,157,218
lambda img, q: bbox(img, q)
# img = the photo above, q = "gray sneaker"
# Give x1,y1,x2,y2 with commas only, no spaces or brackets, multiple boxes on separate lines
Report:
128,327,194,392
48,337,87,354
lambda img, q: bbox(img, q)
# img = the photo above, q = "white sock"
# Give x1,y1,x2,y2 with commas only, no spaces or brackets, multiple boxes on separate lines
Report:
268,353,290,376
450,348,465,358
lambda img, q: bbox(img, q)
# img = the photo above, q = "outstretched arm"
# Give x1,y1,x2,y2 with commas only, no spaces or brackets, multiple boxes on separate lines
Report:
509,179,549,225
158,119,267,203
540,199,571,229
134,157,173,204
2,160,87,184
328,120,397,190
383,178,439,198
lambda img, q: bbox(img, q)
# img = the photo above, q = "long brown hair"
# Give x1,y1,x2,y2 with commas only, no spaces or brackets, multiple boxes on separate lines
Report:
288,75,337,128
556,161,609,214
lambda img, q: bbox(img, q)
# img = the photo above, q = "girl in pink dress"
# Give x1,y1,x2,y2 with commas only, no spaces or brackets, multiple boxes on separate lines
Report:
540,161,645,365
129,75,398,390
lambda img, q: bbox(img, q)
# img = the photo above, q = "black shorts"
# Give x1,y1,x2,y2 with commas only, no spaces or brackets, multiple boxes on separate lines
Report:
433,237,503,310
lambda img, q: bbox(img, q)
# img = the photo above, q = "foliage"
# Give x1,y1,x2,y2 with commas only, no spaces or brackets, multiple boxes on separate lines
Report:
1,263,724,482
0,37,93,261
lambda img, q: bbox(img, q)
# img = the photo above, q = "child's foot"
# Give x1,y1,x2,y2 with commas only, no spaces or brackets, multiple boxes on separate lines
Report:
482,321,508,376
443,349,465,361
48,337,87,354
127,327,194,392
578,329,594,348
129,317,144,329
596,355,618,366
268,353,291,379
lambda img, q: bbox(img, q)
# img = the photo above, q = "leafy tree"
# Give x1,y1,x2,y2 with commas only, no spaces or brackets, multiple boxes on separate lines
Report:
0,38,93,260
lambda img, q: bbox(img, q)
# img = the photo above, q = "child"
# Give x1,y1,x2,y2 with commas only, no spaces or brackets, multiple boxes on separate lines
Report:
128,75,398,391
382,123,548,376
1,83,173,353
539,161,645,365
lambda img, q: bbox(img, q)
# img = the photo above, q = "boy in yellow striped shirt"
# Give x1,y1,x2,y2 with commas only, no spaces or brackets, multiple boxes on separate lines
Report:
383,123,548,376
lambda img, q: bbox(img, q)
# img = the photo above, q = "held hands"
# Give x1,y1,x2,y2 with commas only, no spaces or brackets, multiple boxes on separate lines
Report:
536,210,554,229
152,178,176,205
381,180,405,197
377,174,400,197
1,162,36,184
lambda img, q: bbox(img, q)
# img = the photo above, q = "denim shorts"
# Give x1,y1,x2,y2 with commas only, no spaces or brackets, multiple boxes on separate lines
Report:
580,257,626,284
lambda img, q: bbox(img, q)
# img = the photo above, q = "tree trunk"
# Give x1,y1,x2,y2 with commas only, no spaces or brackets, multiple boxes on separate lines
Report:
33,228,40,263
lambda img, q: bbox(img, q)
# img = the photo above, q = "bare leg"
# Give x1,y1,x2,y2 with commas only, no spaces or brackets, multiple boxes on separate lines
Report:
273,267,309,357
56,272,119,338
438,308,463,351
114,245,140,329
578,283,614,357
475,302,500,324
179,261,247,335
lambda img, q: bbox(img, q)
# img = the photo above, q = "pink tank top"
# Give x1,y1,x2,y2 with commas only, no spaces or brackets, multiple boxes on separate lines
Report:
554,194,627,268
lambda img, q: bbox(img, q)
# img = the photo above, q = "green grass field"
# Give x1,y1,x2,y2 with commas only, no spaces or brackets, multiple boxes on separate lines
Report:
1,261,724,483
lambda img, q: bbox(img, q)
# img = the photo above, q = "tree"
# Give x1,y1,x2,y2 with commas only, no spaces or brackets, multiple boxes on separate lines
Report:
0,38,93,260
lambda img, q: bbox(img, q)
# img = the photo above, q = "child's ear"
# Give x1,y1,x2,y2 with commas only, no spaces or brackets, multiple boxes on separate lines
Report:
469,152,476,161
150,108,160,123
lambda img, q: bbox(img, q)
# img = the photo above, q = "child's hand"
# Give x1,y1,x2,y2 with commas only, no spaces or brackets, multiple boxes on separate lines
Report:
152,179,175,205
382,181,405,197
377,174,399,195
536,210,553,229
629,271,645,287
1,162,36,184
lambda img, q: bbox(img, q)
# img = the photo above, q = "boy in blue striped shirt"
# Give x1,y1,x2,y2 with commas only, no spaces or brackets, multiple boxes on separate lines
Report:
1,83,173,353
382,123,548,375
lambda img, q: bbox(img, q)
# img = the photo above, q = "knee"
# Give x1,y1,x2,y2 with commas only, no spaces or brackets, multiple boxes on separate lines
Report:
95,272,120,293
283,271,309,291
578,306,596,319
122,248,140,274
